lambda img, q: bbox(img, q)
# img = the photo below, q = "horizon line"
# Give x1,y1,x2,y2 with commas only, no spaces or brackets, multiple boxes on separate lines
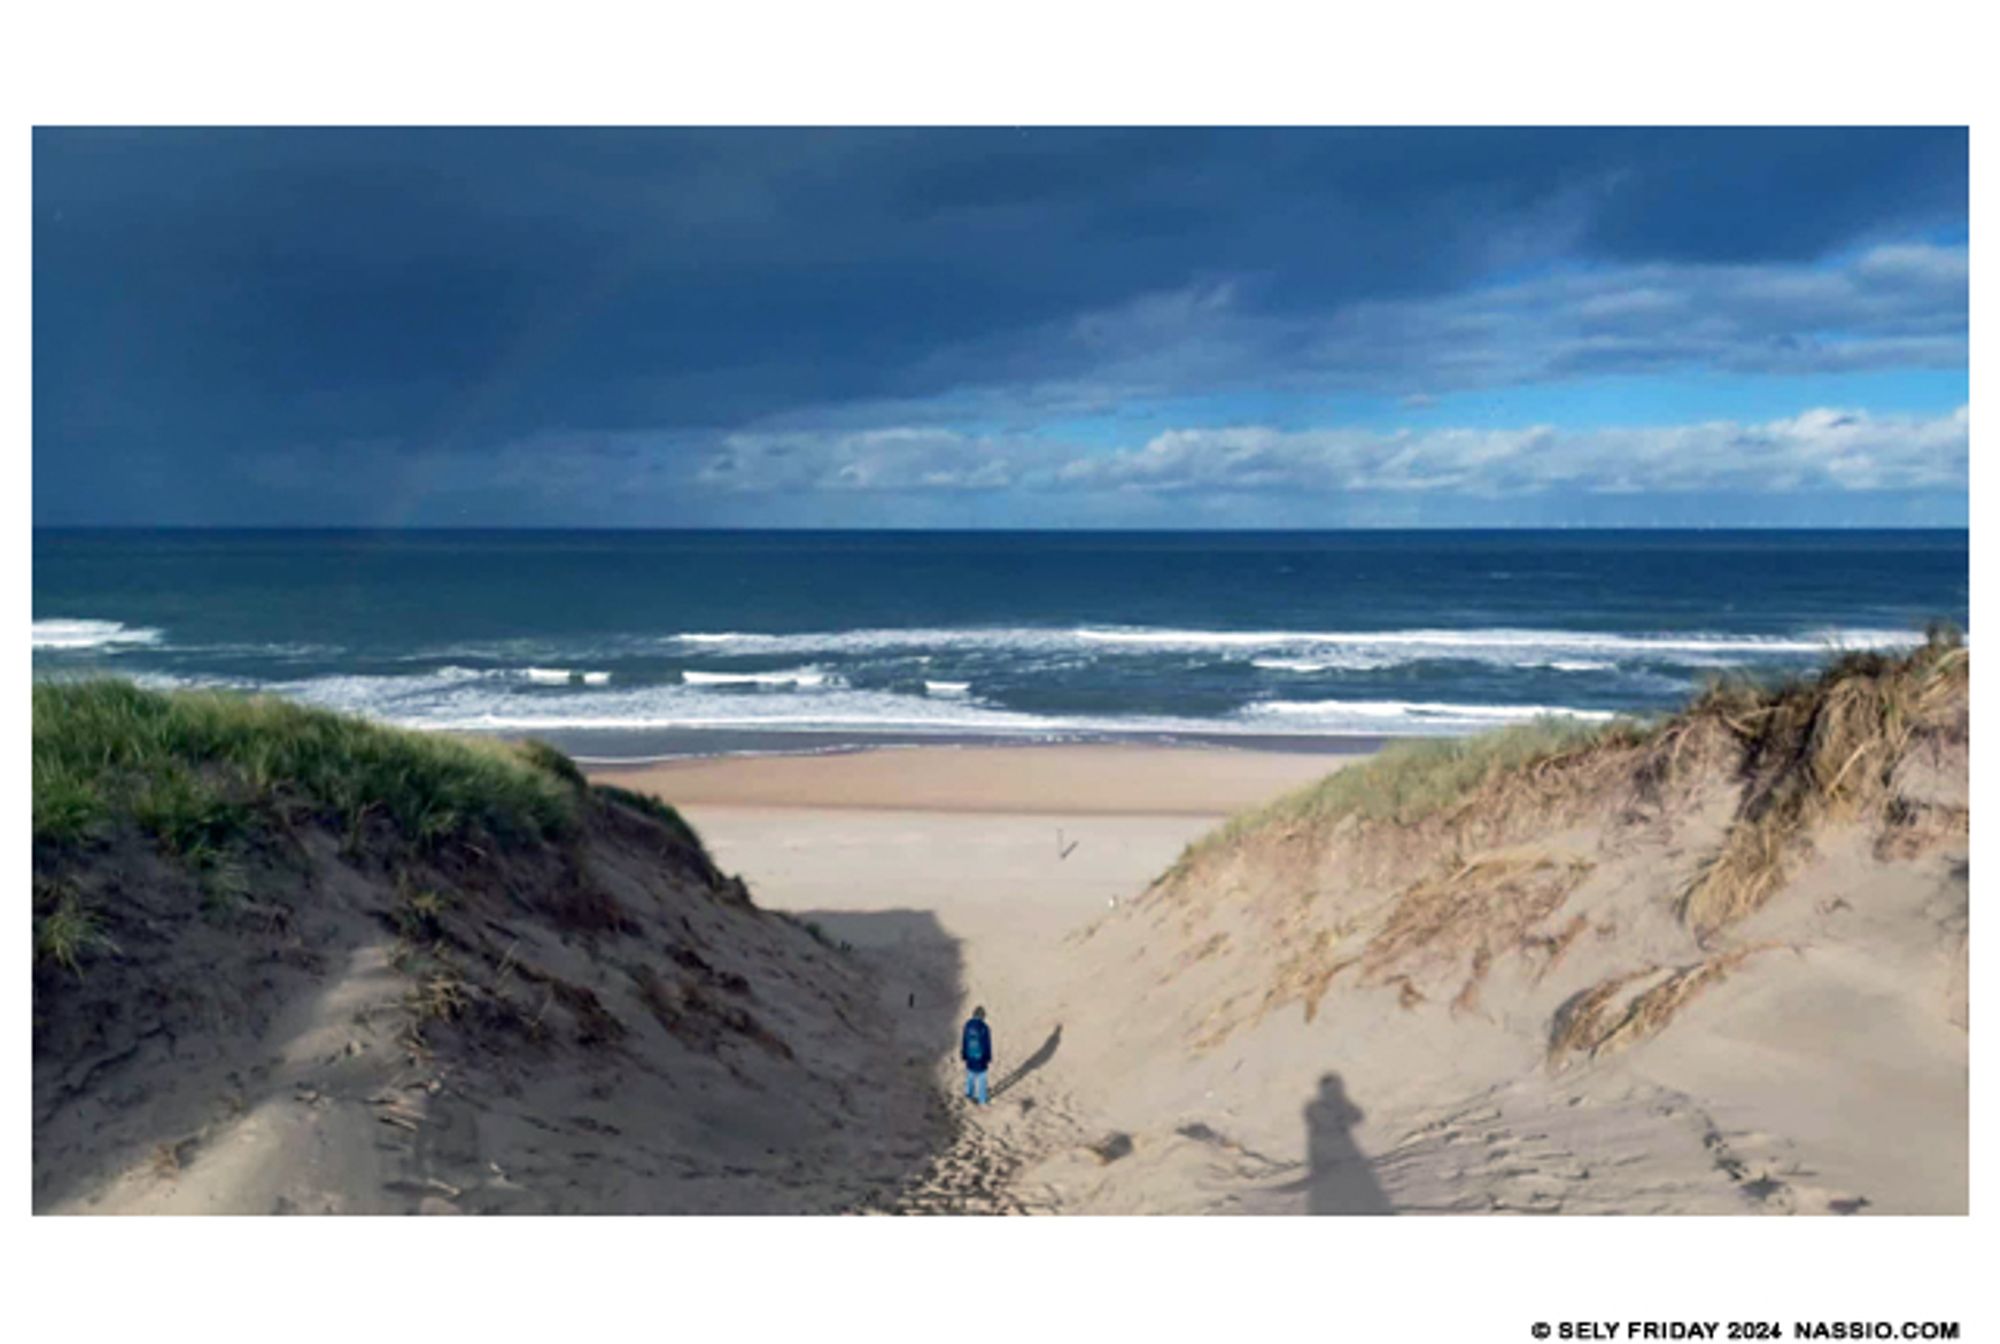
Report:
30,522,1973,535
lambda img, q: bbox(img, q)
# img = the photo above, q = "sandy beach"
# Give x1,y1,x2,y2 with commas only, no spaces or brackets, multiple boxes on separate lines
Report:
33,639,1968,1215
588,713,1969,1215
589,743,1365,1211
588,744,1352,1018
590,742,1353,815
593,745,1355,1147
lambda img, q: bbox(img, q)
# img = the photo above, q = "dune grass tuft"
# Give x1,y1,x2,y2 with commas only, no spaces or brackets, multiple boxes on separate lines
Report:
33,680,583,853
1170,629,1966,936
1178,715,1648,870
1677,630,1967,939
516,738,588,790
32,880,116,975
1547,947,1769,1066
593,782,705,851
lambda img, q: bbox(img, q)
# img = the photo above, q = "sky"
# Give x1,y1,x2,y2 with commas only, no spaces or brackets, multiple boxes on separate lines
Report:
32,127,1968,529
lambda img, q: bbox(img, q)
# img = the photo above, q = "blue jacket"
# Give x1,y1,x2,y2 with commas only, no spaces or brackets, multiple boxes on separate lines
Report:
961,1018,992,1071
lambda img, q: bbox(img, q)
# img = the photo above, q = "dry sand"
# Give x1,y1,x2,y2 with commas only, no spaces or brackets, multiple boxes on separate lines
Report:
592,744,1353,1211
590,742,1356,814
41,720,1962,1215
594,734,1967,1215
37,789,961,1215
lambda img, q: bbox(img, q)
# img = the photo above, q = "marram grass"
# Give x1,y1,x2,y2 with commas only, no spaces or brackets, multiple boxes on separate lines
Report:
1185,713,1650,862
1171,630,1967,945
32,679,582,851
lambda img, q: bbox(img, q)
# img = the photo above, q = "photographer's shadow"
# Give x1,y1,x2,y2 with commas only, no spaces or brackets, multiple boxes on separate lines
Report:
1303,1072,1394,1215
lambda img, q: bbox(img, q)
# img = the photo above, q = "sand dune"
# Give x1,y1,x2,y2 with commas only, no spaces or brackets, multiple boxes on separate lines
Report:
629,642,1969,1214
1047,644,1968,1213
35,641,1966,1214
593,743,1351,815
32,699,953,1214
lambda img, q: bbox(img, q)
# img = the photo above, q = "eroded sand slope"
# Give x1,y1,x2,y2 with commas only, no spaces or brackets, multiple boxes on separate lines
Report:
35,783,951,1214
1003,642,1969,1213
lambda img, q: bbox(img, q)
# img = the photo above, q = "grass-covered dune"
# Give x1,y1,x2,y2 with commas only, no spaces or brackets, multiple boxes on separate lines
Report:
35,680,584,855
1051,632,1969,1212
1178,627,1969,941
32,680,679,977
32,680,937,1214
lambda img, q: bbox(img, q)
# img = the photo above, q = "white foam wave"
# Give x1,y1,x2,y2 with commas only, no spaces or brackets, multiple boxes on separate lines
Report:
925,680,971,697
170,664,1620,741
681,667,835,688
159,640,347,660
1242,699,1616,728
663,624,1928,665
1077,625,1930,658
518,667,613,685
1522,659,1618,673
33,618,164,651
1253,657,1347,673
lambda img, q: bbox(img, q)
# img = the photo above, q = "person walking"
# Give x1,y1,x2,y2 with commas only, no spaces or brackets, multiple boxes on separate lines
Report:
961,1005,993,1105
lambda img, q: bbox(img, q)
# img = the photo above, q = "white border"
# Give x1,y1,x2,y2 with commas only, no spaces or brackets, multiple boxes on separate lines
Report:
5,3,1986,1340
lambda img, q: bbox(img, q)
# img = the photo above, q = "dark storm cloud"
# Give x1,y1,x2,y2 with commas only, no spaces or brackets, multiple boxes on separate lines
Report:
31,126,1967,524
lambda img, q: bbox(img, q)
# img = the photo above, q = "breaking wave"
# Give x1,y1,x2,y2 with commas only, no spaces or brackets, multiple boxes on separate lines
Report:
32,618,164,651
655,624,1925,669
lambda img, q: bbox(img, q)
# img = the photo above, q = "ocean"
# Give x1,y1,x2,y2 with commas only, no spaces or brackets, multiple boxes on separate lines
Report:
31,529,1968,760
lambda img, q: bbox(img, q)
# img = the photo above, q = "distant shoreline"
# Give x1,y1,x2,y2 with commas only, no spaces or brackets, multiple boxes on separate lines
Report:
584,740,1365,816
501,725,1389,767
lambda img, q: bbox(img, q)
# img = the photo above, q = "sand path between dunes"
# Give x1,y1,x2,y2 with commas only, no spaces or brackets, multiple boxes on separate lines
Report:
590,738,1967,1216
589,745,1353,1212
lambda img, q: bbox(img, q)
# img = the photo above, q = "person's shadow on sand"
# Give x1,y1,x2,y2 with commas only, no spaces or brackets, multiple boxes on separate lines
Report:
1304,1072,1395,1215
991,1024,1062,1099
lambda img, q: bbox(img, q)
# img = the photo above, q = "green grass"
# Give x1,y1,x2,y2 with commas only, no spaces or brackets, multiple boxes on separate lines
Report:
516,738,588,790
593,782,705,851
32,756,105,844
394,880,458,940
1183,714,1650,863
33,680,584,852
33,882,115,975
1173,628,1968,886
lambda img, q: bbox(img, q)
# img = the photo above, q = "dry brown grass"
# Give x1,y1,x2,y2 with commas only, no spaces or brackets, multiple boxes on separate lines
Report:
408,971,472,1023
1358,851,1595,1012
630,963,793,1060
1678,633,1967,940
1547,947,1770,1066
1269,927,1355,1024
1175,715,1654,874
1240,850,1594,1030
1874,799,1970,861
149,1136,199,1180
1169,632,1965,1056
1524,913,1592,985
546,978,628,1047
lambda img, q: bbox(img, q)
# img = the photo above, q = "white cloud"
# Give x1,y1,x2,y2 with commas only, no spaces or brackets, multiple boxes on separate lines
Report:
697,427,1057,494
1052,405,1968,497
685,404,1966,502
259,400,1968,515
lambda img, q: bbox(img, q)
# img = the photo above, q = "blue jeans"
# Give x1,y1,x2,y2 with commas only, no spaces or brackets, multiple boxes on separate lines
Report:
964,1068,989,1104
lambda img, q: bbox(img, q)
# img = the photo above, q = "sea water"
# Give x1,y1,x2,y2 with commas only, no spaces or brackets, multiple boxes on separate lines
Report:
32,529,1968,758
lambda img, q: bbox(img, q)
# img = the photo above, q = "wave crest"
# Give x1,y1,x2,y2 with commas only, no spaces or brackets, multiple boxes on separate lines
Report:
32,618,164,651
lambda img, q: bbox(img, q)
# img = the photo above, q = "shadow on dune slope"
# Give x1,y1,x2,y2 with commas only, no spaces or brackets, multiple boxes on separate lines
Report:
787,907,965,1044
1054,635,1968,1215
31,687,980,1213
1304,1073,1394,1215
